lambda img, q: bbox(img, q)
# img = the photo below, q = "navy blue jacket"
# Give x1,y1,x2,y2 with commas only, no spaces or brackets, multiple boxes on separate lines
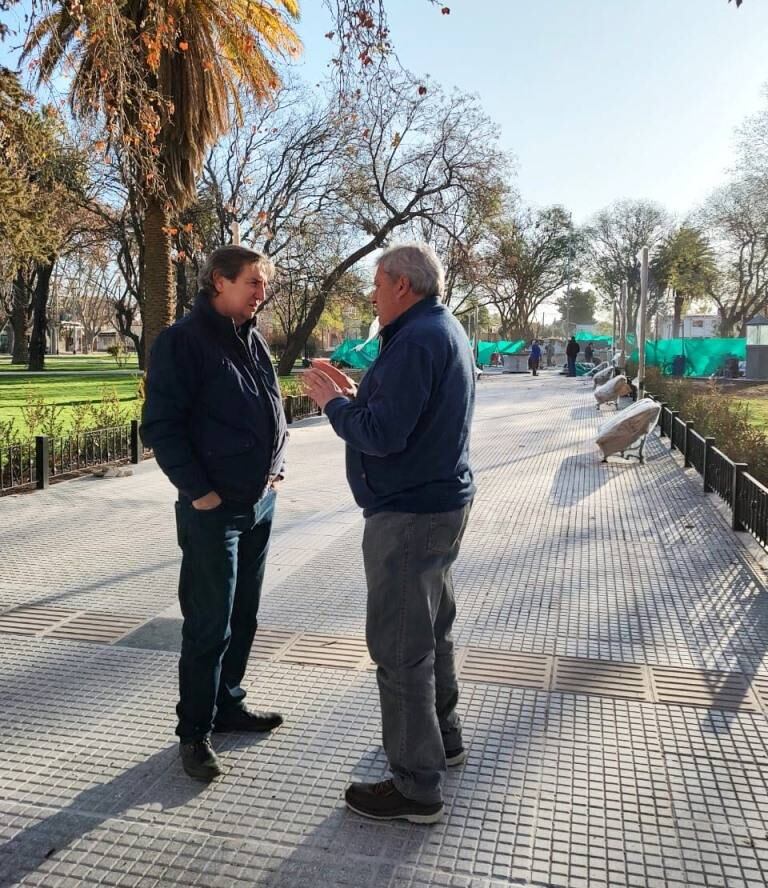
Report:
324,297,475,516
141,293,287,504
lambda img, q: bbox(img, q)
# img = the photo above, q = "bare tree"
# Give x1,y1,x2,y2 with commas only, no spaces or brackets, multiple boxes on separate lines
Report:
585,199,672,333
56,254,120,352
699,177,768,336
268,218,369,360
272,75,505,373
200,86,350,256
473,205,576,340
414,175,509,316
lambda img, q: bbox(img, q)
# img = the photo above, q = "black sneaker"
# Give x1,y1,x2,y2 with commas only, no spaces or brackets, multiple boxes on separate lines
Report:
344,779,443,824
445,747,467,767
213,706,283,733
179,738,224,780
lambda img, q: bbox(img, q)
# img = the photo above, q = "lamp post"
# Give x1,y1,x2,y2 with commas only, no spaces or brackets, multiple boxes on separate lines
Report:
638,246,649,397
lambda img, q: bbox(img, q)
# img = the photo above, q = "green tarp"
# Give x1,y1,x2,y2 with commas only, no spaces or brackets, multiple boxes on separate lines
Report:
574,331,613,344
630,337,745,377
329,338,379,369
476,340,525,366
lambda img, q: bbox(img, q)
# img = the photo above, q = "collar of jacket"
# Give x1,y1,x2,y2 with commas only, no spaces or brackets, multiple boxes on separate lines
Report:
192,290,256,338
380,295,439,347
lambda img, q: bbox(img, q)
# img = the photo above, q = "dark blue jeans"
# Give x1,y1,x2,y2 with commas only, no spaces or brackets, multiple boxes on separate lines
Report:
567,357,577,376
362,505,471,804
174,489,276,741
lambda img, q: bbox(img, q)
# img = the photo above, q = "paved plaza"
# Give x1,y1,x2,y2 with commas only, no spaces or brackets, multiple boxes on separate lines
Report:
1,373,768,887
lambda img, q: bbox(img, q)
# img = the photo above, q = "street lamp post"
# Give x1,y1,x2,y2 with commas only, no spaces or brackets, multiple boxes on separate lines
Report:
638,246,649,398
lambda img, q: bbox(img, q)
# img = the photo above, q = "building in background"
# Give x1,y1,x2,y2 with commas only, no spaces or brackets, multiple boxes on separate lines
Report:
658,314,719,339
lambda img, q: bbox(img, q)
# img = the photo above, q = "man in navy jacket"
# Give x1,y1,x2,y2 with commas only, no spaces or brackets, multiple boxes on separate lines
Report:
305,243,475,824
142,245,286,780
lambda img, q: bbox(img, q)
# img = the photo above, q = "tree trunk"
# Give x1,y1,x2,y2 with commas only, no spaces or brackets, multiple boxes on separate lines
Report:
672,290,685,339
277,290,331,376
142,195,175,371
175,259,189,320
274,218,404,376
28,259,55,372
11,269,29,365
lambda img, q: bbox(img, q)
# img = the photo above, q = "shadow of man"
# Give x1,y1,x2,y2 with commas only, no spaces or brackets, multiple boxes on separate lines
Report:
0,745,206,886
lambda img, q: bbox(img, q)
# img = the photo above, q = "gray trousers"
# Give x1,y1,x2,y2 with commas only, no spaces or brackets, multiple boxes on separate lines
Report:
362,504,471,804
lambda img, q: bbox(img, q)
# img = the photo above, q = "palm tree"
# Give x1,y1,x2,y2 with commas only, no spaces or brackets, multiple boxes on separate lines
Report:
25,0,301,365
653,226,717,339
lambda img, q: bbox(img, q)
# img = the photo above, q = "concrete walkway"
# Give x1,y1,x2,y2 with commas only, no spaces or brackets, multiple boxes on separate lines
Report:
1,373,768,887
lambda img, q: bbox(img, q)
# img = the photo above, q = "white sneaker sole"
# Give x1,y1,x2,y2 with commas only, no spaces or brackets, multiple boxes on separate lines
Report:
345,799,443,824
446,749,468,767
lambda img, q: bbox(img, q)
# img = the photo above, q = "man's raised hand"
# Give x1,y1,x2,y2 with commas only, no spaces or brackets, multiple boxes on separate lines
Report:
310,360,358,397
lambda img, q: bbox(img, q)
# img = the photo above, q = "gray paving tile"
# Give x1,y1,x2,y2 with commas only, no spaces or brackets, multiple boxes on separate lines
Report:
2,375,768,886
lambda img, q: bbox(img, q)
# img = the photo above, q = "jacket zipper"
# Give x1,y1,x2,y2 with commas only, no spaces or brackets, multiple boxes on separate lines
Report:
232,326,278,493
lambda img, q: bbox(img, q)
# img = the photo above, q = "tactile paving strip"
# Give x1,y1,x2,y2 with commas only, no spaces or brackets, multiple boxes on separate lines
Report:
1,611,765,714
249,628,297,661
0,605,140,643
650,665,760,712
0,606,75,636
276,632,370,669
460,647,551,689
552,657,649,701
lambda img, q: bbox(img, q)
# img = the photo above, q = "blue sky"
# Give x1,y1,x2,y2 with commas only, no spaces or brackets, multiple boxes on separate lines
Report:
291,0,768,224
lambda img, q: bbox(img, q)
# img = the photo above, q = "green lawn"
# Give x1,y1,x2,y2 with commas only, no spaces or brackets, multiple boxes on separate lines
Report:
0,359,306,438
0,373,143,434
735,397,768,430
0,354,139,372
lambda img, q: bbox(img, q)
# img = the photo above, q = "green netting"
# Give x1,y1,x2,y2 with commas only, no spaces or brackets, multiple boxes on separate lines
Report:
574,332,613,344
476,340,525,366
329,338,380,369
629,338,745,377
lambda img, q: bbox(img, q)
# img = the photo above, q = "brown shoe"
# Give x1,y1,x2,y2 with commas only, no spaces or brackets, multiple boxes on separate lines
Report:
344,779,443,824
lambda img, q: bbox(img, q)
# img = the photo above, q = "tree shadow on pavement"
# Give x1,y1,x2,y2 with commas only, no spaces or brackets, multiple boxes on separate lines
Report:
252,695,543,888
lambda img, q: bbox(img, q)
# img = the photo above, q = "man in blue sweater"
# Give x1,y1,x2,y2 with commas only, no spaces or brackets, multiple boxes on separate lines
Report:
141,246,286,781
305,243,476,824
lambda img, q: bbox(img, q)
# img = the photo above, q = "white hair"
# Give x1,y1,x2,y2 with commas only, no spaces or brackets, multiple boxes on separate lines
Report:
376,242,445,300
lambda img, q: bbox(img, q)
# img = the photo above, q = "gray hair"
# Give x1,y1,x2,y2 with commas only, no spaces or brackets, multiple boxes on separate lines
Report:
198,245,275,297
376,243,445,300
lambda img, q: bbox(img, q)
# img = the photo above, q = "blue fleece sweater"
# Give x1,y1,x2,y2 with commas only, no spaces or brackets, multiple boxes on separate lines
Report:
324,296,476,516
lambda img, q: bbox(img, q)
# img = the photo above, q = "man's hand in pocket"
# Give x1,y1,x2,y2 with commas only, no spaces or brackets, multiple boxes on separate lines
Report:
192,491,222,511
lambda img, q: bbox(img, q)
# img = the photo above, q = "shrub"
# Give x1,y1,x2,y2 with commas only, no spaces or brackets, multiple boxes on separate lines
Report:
0,418,20,447
38,402,66,440
20,390,47,436
89,387,128,428
646,367,768,485
70,402,93,438
107,344,130,368
278,376,305,398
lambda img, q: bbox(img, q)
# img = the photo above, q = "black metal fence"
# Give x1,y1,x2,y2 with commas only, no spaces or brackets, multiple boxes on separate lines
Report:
649,393,766,549
736,472,768,550
284,395,322,424
687,429,705,476
1,396,321,496
0,440,35,493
